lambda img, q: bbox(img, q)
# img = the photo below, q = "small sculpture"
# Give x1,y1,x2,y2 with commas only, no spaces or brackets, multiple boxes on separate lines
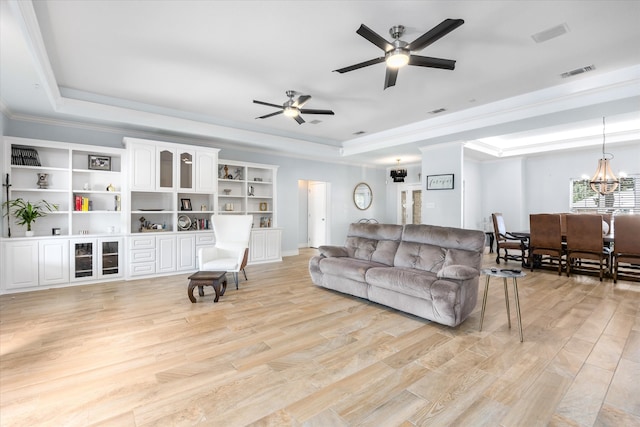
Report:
37,173,49,189
248,185,254,196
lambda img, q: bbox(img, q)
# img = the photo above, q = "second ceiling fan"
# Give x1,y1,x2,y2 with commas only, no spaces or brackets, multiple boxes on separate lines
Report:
253,90,335,124
334,18,464,89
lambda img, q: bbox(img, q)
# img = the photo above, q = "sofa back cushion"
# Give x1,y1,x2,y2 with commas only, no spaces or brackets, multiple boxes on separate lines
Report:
344,223,403,266
394,224,485,273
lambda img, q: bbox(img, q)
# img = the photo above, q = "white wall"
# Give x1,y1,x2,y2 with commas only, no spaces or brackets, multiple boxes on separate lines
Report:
463,158,483,230
480,157,527,230
421,142,464,227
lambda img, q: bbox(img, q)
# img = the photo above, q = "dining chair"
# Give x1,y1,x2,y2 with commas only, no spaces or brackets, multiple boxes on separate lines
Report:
565,214,611,281
612,214,640,283
198,215,253,289
528,214,564,275
492,213,528,265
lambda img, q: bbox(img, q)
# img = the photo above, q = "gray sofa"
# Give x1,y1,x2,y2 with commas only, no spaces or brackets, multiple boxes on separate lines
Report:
309,222,485,327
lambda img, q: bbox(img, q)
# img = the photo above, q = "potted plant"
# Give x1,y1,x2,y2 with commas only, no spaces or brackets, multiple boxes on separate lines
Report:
2,198,58,237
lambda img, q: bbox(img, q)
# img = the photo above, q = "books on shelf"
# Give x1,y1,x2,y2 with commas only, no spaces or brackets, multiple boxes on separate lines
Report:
11,146,42,166
74,195,91,211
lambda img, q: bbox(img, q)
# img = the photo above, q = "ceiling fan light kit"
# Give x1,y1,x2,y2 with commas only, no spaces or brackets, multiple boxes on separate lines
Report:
333,18,464,89
254,90,334,125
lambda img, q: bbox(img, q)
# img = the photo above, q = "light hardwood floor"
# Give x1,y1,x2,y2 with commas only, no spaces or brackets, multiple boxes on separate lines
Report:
1,249,639,426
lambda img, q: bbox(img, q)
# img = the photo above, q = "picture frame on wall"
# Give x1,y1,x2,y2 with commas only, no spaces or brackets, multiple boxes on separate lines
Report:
180,198,192,211
426,174,454,190
88,155,111,171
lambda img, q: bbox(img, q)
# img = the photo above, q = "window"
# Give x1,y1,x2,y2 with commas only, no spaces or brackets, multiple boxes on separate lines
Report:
570,174,639,212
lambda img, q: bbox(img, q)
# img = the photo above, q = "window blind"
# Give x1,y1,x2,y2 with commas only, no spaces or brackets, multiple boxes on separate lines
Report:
570,174,639,212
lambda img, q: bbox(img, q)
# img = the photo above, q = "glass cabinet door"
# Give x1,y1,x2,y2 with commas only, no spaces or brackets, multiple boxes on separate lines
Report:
73,241,94,279
179,151,194,190
158,149,174,189
101,240,120,276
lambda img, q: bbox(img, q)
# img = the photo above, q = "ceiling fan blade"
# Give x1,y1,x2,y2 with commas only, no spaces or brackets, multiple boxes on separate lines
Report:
384,67,398,89
299,109,335,115
253,100,283,109
333,57,385,73
406,18,464,52
294,95,311,108
409,55,456,70
356,24,393,51
256,110,283,119
294,115,305,125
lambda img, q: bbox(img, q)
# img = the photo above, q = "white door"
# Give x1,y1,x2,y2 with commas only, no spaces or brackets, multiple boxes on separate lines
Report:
398,184,423,225
308,181,328,248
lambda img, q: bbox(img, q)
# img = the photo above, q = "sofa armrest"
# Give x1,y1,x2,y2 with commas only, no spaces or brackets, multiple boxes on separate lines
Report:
318,245,349,258
437,265,478,281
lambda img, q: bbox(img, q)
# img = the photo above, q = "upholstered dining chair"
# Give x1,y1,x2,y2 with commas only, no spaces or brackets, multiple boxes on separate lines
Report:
612,214,640,283
528,214,564,275
565,214,611,281
198,215,253,289
492,213,527,264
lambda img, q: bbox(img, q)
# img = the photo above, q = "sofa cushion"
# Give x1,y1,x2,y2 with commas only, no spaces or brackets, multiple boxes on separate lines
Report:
318,246,349,257
366,266,438,300
393,242,446,273
437,265,478,280
343,223,403,266
318,257,385,282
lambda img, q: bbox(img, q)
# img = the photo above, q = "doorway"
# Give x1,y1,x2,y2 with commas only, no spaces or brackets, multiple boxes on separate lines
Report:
398,183,422,225
308,181,330,247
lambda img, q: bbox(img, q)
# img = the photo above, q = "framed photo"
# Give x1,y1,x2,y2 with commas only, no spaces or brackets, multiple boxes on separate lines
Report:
180,198,192,211
427,174,454,190
88,155,111,171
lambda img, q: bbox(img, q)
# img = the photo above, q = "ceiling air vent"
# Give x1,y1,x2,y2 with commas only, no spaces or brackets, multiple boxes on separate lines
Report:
532,23,570,43
428,108,447,115
561,65,596,78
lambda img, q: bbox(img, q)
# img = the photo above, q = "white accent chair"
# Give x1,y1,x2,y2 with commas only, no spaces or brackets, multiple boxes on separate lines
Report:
198,215,253,289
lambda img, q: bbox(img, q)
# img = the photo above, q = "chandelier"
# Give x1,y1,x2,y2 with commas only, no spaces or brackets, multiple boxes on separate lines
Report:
390,159,407,182
589,117,619,195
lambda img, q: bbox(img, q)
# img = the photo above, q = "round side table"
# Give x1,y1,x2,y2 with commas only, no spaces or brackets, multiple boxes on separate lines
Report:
480,268,526,342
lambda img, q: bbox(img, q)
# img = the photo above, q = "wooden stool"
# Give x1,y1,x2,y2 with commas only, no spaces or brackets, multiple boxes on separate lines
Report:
188,271,227,303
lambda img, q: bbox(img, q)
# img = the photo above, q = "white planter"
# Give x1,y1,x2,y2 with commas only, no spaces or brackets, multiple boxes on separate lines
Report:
25,230,34,237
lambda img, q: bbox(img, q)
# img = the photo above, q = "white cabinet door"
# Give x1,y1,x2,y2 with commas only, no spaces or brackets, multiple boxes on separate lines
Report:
39,239,69,286
3,240,39,289
249,230,266,263
129,142,156,191
195,150,217,193
265,229,282,261
156,235,176,273
176,233,196,271
248,229,282,265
